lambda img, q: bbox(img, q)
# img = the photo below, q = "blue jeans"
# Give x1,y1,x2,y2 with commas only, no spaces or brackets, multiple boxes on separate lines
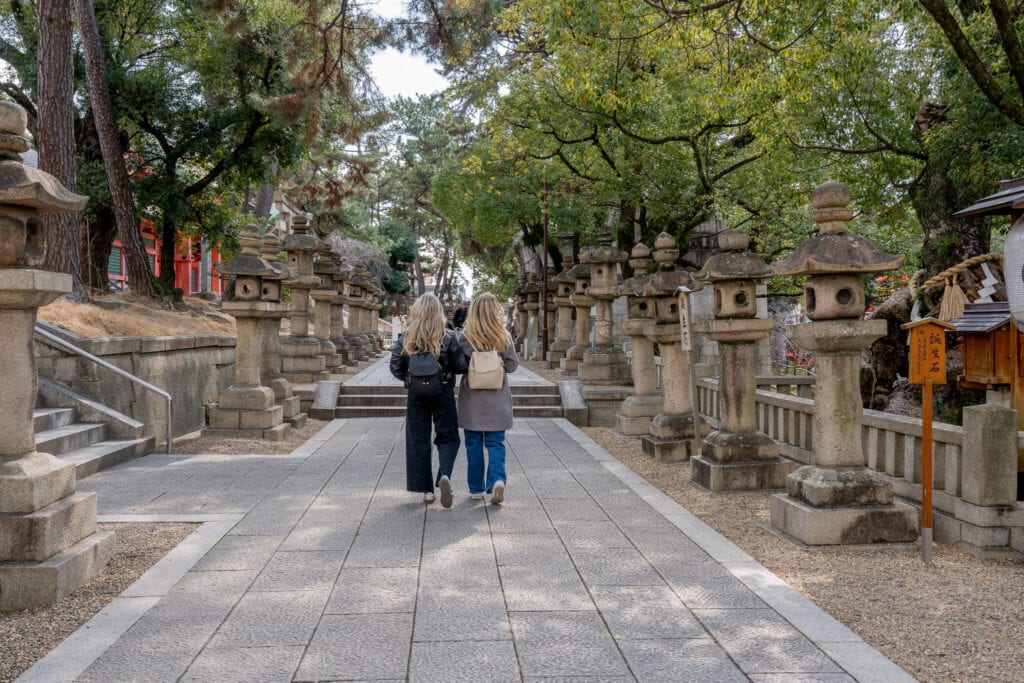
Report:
464,430,506,494
405,388,460,493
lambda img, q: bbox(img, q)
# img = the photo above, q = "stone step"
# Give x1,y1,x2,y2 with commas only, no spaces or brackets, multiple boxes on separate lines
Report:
338,384,560,396
35,423,107,456
335,394,561,408
334,405,563,419
33,408,76,433
58,436,156,480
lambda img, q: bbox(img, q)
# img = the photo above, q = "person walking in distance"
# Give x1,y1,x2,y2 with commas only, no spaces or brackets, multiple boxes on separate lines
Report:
452,301,469,330
389,293,467,507
456,292,519,505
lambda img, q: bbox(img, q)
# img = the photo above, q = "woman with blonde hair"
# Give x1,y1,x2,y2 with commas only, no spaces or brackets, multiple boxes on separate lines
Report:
456,292,519,504
389,293,467,506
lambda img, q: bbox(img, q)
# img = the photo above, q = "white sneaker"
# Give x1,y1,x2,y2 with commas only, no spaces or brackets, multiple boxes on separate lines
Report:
471,493,484,501
439,476,453,508
423,492,435,504
490,481,505,505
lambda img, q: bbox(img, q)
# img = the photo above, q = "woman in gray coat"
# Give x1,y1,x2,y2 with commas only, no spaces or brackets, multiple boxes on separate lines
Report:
456,293,519,505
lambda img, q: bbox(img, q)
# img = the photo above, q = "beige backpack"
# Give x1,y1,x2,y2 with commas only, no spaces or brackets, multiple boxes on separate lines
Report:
466,339,504,390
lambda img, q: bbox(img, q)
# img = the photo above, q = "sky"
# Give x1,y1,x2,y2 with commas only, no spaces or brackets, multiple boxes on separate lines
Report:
369,0,449,100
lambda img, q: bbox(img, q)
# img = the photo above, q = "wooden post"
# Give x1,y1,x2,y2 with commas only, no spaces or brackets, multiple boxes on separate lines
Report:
901,317,954,564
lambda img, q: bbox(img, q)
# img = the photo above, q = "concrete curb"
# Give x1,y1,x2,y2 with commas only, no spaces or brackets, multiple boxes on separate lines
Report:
16,514,243,683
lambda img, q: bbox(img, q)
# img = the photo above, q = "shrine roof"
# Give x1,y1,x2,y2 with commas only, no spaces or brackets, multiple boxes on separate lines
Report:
949,301,1011,333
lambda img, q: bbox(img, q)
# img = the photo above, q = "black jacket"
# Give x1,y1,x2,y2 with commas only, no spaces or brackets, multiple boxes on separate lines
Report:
390,331,468,387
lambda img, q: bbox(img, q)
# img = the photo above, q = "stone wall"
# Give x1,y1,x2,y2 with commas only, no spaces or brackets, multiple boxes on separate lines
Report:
34,325,236,445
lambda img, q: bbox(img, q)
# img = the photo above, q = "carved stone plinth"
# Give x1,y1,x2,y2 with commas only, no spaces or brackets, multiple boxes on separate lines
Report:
769,319,916,544
692,318,795,491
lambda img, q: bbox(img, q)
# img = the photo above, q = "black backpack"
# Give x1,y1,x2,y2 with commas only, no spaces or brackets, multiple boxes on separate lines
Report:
406,348,445,396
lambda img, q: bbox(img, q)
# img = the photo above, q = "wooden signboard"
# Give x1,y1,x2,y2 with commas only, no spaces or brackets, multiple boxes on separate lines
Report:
901,317,955,565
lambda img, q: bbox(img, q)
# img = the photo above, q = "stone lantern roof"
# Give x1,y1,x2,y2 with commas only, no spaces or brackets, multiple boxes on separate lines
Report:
0,103,87,213
643,233,699,295
261,231,287,280
700,229,772,281
219,225,276,278
282,215,319,253
772,180,904,276
566,261,591,281
620,242,654,296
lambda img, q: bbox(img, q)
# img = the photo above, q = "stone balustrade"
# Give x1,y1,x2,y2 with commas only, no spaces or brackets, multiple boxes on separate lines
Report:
695,376,1023,557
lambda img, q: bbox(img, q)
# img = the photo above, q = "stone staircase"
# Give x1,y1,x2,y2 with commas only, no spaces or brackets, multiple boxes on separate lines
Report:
333,384,563,419
33,407,155,479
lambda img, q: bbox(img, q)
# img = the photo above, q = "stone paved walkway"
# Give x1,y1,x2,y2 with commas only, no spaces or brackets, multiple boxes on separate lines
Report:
19,377,914,681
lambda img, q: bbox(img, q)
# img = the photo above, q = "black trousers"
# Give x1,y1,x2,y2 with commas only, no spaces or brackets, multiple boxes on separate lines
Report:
405,387,460,493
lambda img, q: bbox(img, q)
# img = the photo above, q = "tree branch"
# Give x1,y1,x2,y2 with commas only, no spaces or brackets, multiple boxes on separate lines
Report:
917,0,1024,126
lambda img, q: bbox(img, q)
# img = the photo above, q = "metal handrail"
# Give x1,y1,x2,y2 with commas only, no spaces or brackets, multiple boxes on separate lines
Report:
33,325,173,454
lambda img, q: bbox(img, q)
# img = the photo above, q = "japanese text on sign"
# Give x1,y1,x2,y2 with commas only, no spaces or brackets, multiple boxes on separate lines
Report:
678,291,692,351
908,326,946,384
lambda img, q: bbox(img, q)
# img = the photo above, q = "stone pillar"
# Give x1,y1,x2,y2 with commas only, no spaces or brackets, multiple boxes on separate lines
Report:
523,271,541,359
614,243,662,435
692,230,794,491
208,226,290,440
312,239,342,373
578,236,631,385
769,181,916,545
548,240,576,365
0,103,115,612
280,215,328,382
329,252,351,367
514,273,529,353
258,231,304,426
560,262,593,375
640,234,706,462
348,264,371,361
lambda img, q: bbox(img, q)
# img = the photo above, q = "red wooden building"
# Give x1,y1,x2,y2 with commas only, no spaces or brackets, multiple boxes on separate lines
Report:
107,219,225,296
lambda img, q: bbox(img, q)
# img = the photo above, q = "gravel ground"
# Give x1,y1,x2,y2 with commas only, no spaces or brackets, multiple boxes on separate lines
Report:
0,522,197,682
520,362,1024,681
174,417,329,455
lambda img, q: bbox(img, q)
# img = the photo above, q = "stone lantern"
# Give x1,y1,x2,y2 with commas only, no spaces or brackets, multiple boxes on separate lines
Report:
578,233,631,385
0,102,114,612
336,257,358,366
258,230,305,427
547,235,577,365
328,251,351,367
770,180,916,545
641,233,706,462
692,230,792,491
560,259,593,375
613,242,662,436
348,262,371,361
365,275,384,353
280,215,328,382
208,225,290,440
311,238,342,373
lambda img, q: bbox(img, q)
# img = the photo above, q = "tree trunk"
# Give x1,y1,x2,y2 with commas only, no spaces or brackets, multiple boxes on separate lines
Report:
37,0,85,298
75,0,157,298
84,205,115,291
910,103,991,277
159,201,178,292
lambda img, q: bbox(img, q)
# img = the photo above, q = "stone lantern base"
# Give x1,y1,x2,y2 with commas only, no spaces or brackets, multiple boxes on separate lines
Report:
0,452,116,612
692,430,796,492
613,395,663,436
207,385,290,441
546,339,573,365
559,345,586,374
280,335,329,383
641,413,709,462
770,466,917,545
578,347,632,385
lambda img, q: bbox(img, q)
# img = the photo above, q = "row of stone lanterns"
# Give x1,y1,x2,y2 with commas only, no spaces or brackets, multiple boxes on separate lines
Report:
207,219,385,441
551,179,913,549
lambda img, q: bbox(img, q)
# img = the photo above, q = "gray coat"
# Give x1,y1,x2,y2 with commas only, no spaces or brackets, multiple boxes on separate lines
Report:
455,332,519,432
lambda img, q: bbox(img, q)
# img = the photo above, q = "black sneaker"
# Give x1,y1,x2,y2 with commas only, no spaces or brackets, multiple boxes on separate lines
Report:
439,475,453,509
